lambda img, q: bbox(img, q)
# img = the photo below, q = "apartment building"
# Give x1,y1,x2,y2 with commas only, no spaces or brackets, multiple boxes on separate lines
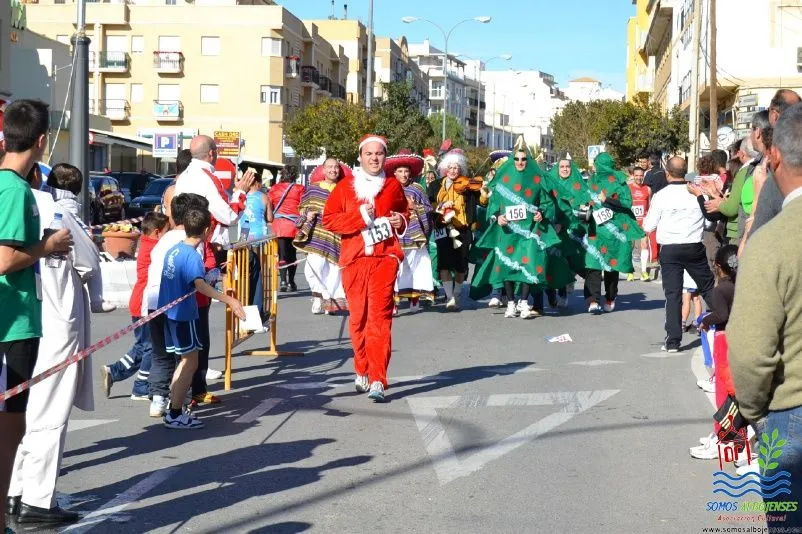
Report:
307,18,371,106
25,0,348,170
373,36,429,115
625,0,654,103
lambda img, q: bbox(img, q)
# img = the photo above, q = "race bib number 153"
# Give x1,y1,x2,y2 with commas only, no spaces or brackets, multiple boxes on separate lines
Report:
362,217,393,247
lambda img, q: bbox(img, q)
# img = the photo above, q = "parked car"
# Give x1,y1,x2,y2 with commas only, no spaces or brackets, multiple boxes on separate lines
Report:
94,171,161,207
128,178,175,218
89,176,126,224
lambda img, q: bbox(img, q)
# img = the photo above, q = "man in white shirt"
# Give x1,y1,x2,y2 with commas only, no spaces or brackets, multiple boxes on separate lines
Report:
643,156,715,352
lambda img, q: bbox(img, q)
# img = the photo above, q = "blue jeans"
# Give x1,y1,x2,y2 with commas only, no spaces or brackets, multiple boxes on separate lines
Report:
107,317,152,396
755,405,802,531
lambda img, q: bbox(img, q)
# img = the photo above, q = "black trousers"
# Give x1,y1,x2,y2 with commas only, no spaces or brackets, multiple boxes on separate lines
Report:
277,237,297,284
534,288,567,311
583,269,620,303
148,313,171,398
503,281,530,301
659,242,715,348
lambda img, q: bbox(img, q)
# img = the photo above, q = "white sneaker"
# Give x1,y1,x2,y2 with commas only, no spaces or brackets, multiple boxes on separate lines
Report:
588,302,602,314
91,301,117,313
557,297,568,309
488,297,502,308
409,301,420,313
354,374,369,393
697,376,715,393
311,297,324,315
367,381,386,402
149,395,168,418
734,451,758,468
517,300,533,319
445,297,457,311
163,412,204,429
504,301,518,318
660,345,679,353
689,439,719,459
736,463,760,476
206,368,224,381
699,432,717,446
603,300,615,313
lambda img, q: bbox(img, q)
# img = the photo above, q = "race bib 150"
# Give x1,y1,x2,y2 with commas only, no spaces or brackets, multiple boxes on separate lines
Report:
505,204,527,222
362,217,393,247
593,208,614,225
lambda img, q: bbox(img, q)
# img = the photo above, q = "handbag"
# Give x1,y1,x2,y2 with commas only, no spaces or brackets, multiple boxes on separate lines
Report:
713,394,748,443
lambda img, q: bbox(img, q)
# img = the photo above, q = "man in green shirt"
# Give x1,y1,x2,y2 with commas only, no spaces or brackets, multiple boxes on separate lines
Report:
0,99,73,533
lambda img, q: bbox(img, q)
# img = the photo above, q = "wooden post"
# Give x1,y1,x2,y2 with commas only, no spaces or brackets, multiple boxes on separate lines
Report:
709,0,718,151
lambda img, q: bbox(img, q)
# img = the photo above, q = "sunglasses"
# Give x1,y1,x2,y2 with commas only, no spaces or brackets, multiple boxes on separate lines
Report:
514,157,528,162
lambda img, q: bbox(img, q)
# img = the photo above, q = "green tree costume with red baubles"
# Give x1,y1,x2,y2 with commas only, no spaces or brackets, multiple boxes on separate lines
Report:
470,139,573,299
554,153,644,273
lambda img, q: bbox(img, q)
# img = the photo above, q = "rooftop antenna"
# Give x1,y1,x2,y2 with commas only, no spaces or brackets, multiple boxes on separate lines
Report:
343,3,348,19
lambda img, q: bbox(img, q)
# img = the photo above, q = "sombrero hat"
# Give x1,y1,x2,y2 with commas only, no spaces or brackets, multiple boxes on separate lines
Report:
309,161,353,184
384,149,424,177
489,149,512,162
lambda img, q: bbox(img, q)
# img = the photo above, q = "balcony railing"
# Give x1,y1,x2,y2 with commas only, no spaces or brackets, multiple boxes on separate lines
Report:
285,56,300,78
300,65,319,86
153,100,183,121
90,51,130,72
153,51,184,74
319,75,332,93
100,99,130,120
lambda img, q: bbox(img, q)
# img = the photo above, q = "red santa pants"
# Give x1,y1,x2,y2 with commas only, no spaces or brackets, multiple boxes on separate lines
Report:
341,256,399,388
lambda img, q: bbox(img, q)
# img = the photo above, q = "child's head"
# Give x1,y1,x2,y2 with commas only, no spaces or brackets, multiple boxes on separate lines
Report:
170,193,209,227
714,244,738,281
47,163,83,195
183,207,211,240
176,149,192,176
248,172,262,192
141,212,169,238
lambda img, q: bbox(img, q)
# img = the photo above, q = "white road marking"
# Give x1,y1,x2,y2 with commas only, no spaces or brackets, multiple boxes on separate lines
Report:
234,398,283,423
408,390,620,485
68,420,117,433
569,360,624,366
641,351,676,358
60,467,179,534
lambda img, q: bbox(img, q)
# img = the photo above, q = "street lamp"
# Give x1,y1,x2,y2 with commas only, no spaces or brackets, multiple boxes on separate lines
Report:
403,15,492,143
456,53,512,147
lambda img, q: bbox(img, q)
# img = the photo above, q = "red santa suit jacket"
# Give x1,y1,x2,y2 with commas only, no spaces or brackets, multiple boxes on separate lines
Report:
322,172,409,268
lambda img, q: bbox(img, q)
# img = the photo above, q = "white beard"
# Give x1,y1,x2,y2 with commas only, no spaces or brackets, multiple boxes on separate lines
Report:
353,167,386,203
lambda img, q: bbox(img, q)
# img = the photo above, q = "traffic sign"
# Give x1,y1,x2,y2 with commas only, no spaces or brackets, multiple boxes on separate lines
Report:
587,144,605,164
738,94,758,108
153,132,179,159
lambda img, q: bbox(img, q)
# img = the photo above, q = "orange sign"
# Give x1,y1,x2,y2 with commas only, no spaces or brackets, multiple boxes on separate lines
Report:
213,130,241,159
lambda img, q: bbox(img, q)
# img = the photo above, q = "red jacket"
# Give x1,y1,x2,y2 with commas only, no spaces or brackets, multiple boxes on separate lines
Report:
129,234,160,317
323,175,408,268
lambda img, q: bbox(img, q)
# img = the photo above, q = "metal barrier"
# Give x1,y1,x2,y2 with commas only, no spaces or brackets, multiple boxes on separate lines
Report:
223,235,302,390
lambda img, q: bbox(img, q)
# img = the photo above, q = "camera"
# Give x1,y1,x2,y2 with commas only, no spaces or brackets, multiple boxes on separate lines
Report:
577,204,593,222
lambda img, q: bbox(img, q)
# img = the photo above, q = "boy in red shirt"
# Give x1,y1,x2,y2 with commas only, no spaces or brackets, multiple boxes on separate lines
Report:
100,212,169,399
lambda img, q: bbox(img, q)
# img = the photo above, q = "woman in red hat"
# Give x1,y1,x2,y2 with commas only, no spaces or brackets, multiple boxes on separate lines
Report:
384,151,434,314
323,135,408,402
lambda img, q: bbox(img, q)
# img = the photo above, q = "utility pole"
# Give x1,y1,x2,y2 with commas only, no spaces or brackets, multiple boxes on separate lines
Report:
708,0,717,152
69,0,91,223
688,0,703,172
365,0,374,109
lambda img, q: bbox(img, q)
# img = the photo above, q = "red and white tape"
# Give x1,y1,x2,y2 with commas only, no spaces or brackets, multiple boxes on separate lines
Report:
0,291,194,402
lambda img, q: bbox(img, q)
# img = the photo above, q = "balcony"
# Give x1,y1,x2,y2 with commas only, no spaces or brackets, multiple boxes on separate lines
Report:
635,72,654,93
467,97,486,110
300,65,319,86
153,51,184,74
153,100,183,122
90,51,129,73
318,76,332,93
642,0,673,56
285,56,300,78
99,99,130,121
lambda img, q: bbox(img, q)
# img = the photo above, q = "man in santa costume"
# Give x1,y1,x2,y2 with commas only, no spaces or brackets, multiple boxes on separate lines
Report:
323,135,408,402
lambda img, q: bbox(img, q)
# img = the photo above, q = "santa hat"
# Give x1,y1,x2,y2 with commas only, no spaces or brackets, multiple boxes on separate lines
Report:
358,134,388,153
309,160,353,184
384,148,424,177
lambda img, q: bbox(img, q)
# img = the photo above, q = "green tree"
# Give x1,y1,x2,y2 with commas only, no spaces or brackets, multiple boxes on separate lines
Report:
427,112,466,148
371,82,433,155
464,146,491,176
284,98,374,165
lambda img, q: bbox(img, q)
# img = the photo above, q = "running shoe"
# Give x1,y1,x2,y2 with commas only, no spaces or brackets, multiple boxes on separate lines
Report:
488,297,502,308
699,432,717,446
588,302,602,314
368,381,386,402
149,395,168,418
504,301,518,318
355,374,369,393
163,412,204,430
697,376,715,393
641,272,651,281
192,392,221,405
603,300,616,313
520,305,533,319
660,345,679,353
626,273,635,282
409,301,420,313
130,393,149,401
690,439,719,460
311,297,324,315
206,368,224,381
100,365,113,398
445,297,458,311
736,463,760,476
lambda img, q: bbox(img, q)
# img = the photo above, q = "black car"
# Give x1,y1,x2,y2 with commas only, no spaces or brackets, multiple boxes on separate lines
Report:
127,178,175,218
97,171,161,206
89,176,126,224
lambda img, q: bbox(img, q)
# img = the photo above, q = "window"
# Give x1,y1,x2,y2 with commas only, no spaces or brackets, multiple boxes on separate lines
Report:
158,36,181,52
131,36,144,54
201,36,220,56
260,85,281,104
158,84,180,101
130,83,143,103
200,84,219,103
105,35,126,52
56,34,70,45
261,37,282,57
165,0,176,5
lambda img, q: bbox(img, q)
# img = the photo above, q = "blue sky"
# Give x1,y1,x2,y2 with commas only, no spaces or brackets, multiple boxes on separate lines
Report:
277,0,632,92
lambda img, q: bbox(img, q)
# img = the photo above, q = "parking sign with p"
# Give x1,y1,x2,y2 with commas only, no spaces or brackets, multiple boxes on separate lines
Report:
153,132,179,159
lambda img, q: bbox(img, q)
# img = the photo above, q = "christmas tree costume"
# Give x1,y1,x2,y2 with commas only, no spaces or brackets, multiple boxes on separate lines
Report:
470,138,573,300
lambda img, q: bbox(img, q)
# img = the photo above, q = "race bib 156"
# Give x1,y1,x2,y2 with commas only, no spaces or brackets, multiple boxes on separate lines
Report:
362,217,393,247
505,204,527,222
593,208,614,225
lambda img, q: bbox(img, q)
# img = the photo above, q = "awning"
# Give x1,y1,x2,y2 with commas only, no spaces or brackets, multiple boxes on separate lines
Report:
240,154,284,168
90,128,152,152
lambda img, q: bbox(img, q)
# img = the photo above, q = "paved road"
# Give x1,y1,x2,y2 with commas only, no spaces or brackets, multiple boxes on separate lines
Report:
11,277,738,533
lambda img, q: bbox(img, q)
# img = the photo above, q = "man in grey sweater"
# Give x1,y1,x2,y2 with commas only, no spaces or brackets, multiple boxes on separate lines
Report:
729,103,802,530
747,89,801,237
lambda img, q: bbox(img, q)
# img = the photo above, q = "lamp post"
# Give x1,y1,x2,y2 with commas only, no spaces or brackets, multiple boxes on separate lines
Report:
455,53,512,147
70,0,91,223
402,15,491,143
